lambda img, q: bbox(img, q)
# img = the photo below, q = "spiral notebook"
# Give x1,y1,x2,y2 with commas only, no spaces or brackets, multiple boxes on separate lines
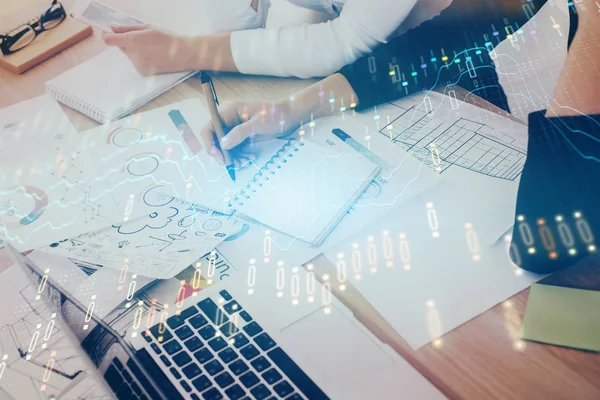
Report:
45,47,194,123
222,138,381,246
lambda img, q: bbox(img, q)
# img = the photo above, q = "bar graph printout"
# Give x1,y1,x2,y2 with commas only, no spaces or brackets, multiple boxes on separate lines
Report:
377,93,528,182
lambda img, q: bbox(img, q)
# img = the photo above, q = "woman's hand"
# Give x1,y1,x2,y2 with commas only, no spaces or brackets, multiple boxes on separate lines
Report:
200,73,359,159
199,100,301,163
102,25,195,75
102,25,237,75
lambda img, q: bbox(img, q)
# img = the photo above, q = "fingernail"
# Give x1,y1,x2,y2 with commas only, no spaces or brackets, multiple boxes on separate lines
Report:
220,136,232,150
210,146,224,165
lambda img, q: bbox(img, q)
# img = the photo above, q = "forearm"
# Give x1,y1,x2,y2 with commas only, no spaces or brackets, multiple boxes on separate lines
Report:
180,34,239,73
546,12,600,117
278,74,358,127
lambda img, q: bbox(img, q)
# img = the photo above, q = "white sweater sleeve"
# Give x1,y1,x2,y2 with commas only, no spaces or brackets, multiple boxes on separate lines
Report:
230,0,419,78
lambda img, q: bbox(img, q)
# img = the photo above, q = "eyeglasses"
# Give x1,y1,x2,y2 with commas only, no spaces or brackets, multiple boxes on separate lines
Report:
0,1,67,55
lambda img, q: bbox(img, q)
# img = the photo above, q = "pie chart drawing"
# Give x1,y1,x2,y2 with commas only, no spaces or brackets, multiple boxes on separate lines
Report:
4,186,49,227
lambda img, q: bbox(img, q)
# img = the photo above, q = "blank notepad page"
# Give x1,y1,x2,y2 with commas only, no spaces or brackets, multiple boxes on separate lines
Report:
235,140,380,245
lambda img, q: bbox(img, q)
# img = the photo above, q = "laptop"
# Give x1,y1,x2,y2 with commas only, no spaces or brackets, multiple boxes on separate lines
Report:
5,244,445,399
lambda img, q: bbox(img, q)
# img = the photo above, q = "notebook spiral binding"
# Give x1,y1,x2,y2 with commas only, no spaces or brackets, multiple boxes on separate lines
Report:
46,84,106,123
227,139,305,210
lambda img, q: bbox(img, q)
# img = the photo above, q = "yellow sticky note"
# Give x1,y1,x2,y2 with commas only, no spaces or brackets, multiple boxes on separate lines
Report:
521,284,600,352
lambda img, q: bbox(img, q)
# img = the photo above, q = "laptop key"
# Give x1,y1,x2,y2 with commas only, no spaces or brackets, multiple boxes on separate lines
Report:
113,358,124,371
239,311,252,322
274,381,294,398
191,394,201,400
229,359,249,376
150,343,162,354
127,349,183,400
214,371,235,388
181,380,193,393
199,325,217,341
218,347,238,364
219,290,233,301
167,306,199,329
184,337,204,352
262,368,282,385
192,375,212,392
130,381,142,395
175,325,194,341
170,367,182,380
239,344,259,360
267,347,328,399
208,336,227,352
163,339,183,355
219,321,239,337
242,322,263,337
198,298,229,326
116,384,134,400
202,387,224,400
239,371,260,388
250,384,272,400
254,333,276,352
223,300,241,314
286,394,303,400
143,330,153,343
205,359,224,376
250,356,271,373
194,348,214,364
160,355,172,367
104,365,124,392
225,384,246,400
182,362,202,379
190,314,209,329
121,369,132,382
231,333,249,349
172,351,192,367
149,325,173,343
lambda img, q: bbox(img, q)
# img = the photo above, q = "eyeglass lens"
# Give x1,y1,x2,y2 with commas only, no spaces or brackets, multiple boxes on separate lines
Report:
41,2,66,30
5,25,36,53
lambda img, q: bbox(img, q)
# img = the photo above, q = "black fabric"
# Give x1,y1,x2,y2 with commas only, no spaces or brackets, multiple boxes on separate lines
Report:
339,0,549,112
510,111,600,273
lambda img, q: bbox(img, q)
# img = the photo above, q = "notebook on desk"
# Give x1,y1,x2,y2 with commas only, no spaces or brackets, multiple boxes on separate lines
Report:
226,138,381,246
45,47,195,123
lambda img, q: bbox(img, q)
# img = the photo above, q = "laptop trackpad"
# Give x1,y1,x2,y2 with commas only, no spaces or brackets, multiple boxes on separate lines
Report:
280,306,395,398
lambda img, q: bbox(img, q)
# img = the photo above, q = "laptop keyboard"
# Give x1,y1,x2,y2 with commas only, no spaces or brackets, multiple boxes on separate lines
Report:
132,289,329,400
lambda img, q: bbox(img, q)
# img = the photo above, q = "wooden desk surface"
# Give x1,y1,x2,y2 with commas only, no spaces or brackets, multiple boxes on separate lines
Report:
2,1,600,399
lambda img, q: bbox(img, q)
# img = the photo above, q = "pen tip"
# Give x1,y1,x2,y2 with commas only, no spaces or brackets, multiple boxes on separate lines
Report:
227,167,236,182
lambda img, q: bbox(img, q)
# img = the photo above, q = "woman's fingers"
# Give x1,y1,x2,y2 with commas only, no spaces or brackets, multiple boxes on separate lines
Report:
110,24,150,33
220,120,255,150
199,103,246,159
102,24,150,47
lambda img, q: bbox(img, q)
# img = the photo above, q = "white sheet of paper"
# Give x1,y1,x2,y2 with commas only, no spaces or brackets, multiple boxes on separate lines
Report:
0,96,125,251
322,176,541,349
350,91,528,245
40,193,242,279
